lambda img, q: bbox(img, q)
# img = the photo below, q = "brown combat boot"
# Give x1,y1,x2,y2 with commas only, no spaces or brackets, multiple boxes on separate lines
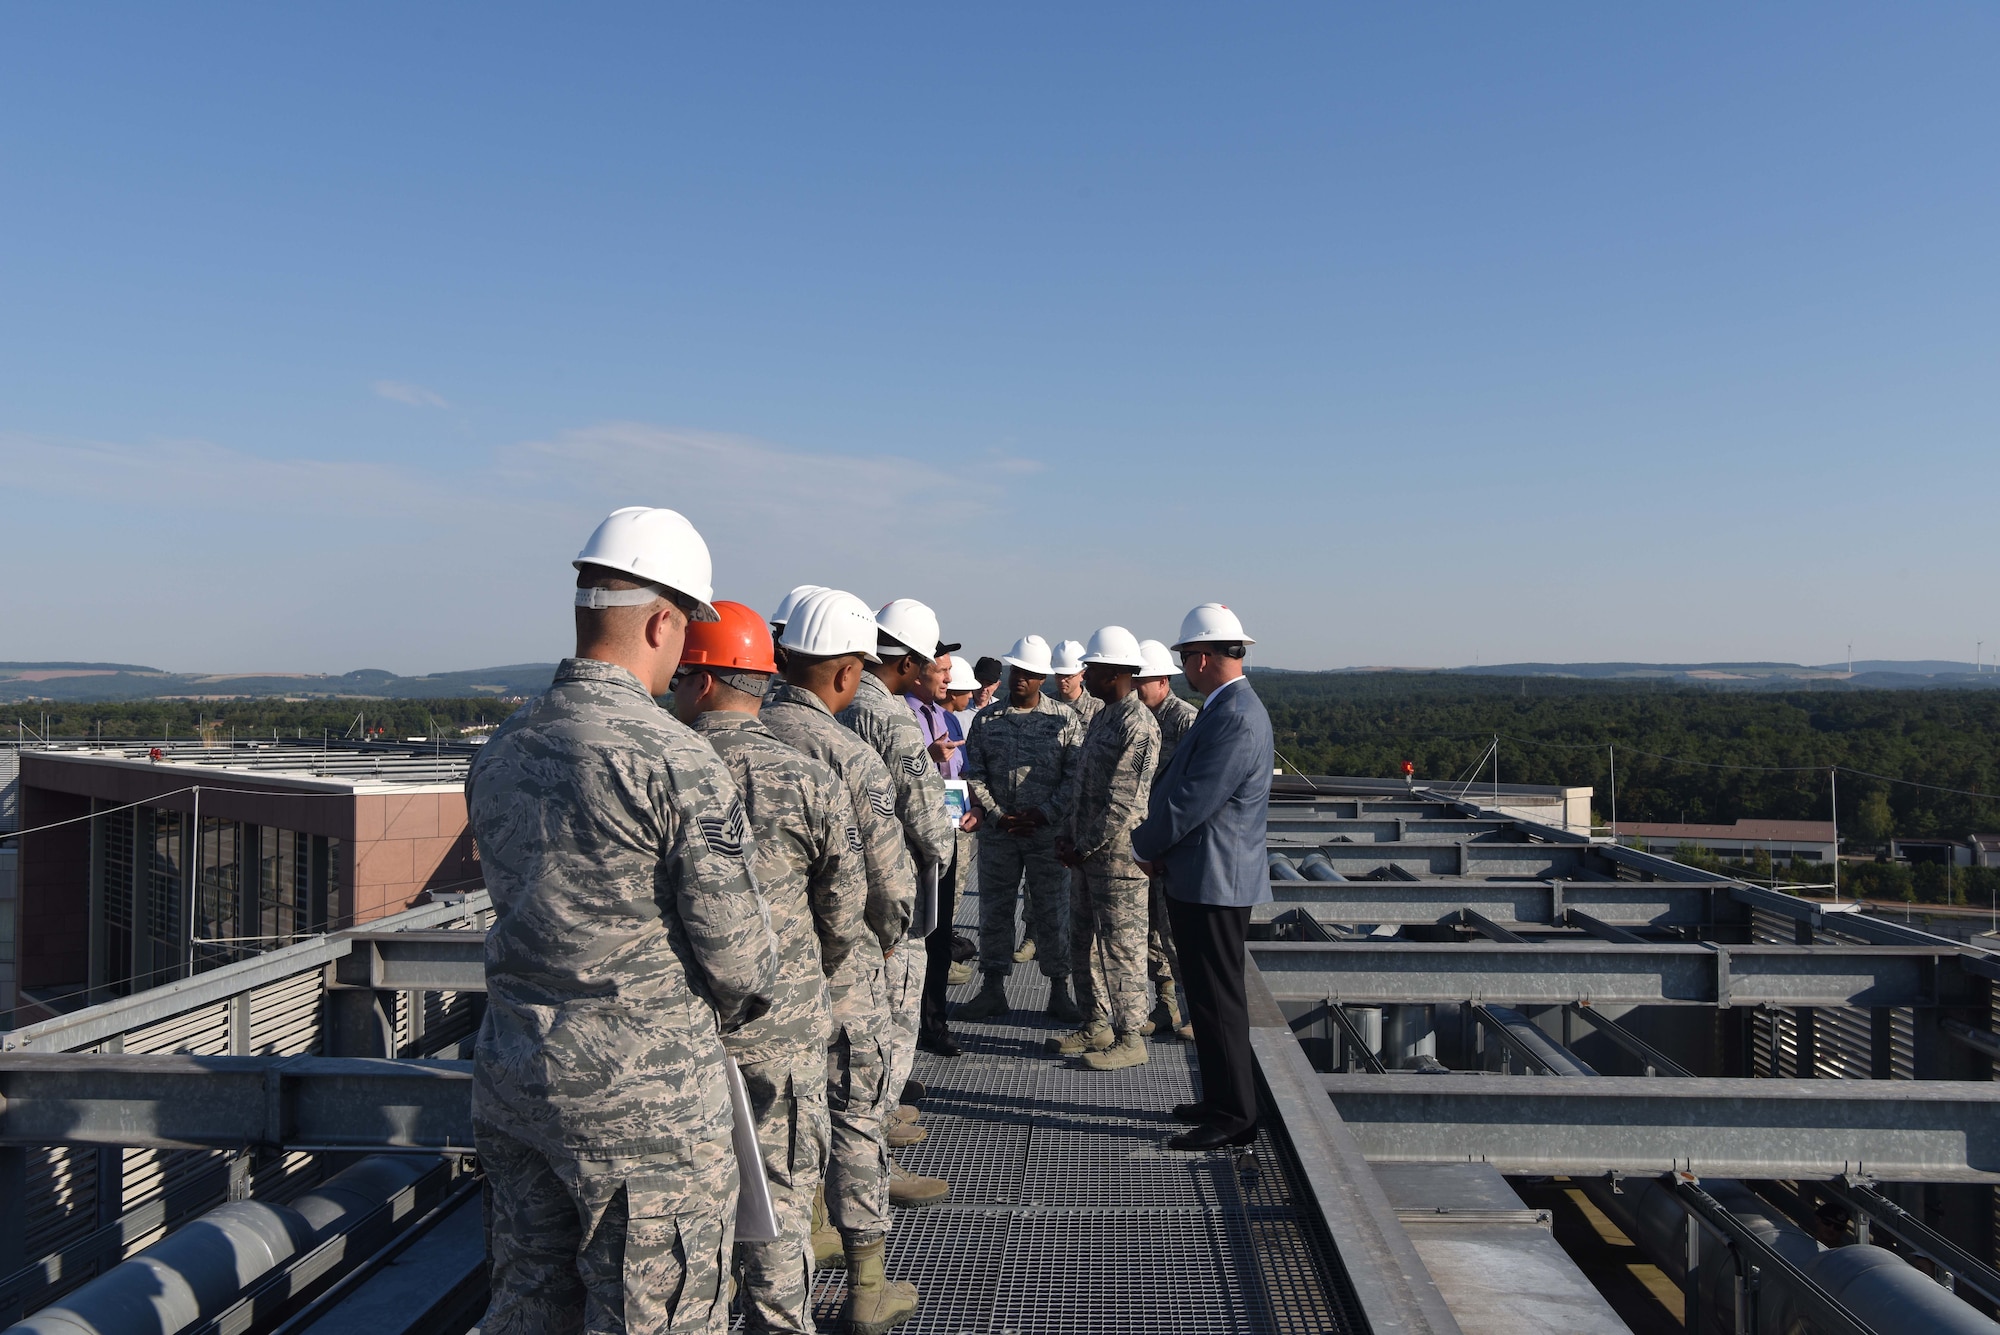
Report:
1046,1020,1113,1056
811,1187,844,1268
888,1156,950,1207
843,1235,919,1335
886,1119,927,1148
1082,1031,1149,1070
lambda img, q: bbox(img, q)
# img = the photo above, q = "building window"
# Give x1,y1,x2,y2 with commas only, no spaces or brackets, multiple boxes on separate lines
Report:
257,827,313,948
102,806,135,995
147,809,183,985
194,816,247,970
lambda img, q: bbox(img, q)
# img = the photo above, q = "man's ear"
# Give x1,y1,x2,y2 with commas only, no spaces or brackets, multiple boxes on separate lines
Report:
647,602,686,649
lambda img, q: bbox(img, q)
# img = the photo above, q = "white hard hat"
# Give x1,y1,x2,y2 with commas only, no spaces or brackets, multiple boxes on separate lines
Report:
1000,635,1055,676
875,598,951,663
1170,603,1256,652
779,589,881,663
1080,625,1147,669
946,655,980,692
573,507,718,621
1136,639,1181,679
1049,639,1086,675
770,584,827,629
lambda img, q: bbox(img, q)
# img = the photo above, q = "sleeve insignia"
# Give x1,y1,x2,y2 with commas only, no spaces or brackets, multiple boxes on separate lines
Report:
845,824,865,853
697,799,750,860
900,754,926,777
869,787,897,818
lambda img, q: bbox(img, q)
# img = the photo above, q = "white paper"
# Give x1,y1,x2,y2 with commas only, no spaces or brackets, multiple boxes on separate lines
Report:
726,1057,780,1243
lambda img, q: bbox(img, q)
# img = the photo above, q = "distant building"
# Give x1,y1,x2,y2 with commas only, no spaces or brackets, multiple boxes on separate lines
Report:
11,739,480,1022
1890,837,1975,868
1967,834,2000,869
1618,819,1836,865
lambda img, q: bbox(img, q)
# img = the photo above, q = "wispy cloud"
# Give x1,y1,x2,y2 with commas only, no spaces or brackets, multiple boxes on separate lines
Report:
372,380,450,408
503,422,974,531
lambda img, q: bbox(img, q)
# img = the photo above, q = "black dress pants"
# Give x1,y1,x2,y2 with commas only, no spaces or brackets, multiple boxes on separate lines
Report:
1166,895,1257,1134
920,851,959,1039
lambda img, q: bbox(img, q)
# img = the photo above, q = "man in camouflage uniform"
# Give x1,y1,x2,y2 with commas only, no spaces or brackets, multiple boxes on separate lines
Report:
958,636,1086,1023
1043,638,1103,726
1053,627,1159,1071
671,602,866,1334
467,508,778,1335
759,587,939,1335
1136,640,1200,1040
836,599,957,1106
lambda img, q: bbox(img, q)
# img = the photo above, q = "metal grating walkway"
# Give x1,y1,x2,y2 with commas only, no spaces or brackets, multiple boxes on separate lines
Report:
800,883,1365,1334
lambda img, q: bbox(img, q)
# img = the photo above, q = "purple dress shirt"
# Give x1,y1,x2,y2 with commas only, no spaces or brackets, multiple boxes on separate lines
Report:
904,693,965,779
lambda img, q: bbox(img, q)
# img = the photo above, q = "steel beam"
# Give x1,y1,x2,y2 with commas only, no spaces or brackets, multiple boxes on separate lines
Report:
1252,880,1713,928
0,1054,473,1150
333,931,488,992
1321,1074,2000,1182
1265,841,1597,879
1250,940,1980,1007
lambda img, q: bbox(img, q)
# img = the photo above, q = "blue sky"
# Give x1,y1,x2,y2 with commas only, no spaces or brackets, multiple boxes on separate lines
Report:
4,6,1996,674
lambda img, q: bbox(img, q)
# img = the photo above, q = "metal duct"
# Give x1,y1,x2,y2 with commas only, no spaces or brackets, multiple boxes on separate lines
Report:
1507,1015,2000,1335
1268,853,1308,881
10,1156,439,1335
1297,853,1348,882
1480,1005,1598,1077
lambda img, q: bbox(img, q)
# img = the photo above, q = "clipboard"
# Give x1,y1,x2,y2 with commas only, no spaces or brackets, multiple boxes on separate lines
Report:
726,1057,780,1243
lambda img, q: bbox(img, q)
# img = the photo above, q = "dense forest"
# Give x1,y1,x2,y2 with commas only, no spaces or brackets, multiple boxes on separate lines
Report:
20,675,1999,846
8,698,509,746
1251,673,2000,842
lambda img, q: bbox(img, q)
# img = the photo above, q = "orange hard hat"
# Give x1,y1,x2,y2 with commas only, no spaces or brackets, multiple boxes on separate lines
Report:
679,599,778,673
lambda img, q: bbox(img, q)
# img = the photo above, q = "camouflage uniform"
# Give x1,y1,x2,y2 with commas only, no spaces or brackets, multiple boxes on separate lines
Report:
466,658,779,1335
692,712,867,1334
839,671,955,1100
962,695,1084,978
759,683,910,1247
1145,691,1201,992
1044,680,1103,726
1062,691,1159,1035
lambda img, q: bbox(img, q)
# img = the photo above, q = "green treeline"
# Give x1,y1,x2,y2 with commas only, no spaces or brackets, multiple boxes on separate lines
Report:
9,698,510,745
1253,674,2000,843
17,675,2000,847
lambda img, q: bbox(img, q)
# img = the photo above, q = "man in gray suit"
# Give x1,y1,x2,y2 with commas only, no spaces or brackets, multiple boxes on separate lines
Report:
1131,603,1273,1152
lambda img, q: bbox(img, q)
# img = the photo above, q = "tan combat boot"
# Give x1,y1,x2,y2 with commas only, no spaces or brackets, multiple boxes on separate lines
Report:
894,1103,921,1124
947,960,975,986
1013,937,1036,963
888,1156,950,1208
843,1235,919,1335
1046,1020,1113,1056
1082,1031,1149,1070
887,1119,928,1148
1150,983,1183,1035
811,1187,844,1268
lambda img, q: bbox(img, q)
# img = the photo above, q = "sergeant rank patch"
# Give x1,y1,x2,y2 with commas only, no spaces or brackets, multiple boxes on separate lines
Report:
698,800,750,859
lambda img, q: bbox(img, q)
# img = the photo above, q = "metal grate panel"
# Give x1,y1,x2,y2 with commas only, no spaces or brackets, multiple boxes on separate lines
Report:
807,1206,1012,1333
789,882,1363,1333
988,1209,1275,1335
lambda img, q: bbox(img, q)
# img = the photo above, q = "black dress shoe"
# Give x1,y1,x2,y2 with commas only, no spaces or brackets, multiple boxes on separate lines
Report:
918,1031,962,1058
1167,1123,1259,1152
900,1079,928,1104
1171,1101,1216,1124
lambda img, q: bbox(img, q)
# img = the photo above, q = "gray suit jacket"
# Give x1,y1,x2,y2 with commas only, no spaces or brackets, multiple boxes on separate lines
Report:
1131,678,1273,908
